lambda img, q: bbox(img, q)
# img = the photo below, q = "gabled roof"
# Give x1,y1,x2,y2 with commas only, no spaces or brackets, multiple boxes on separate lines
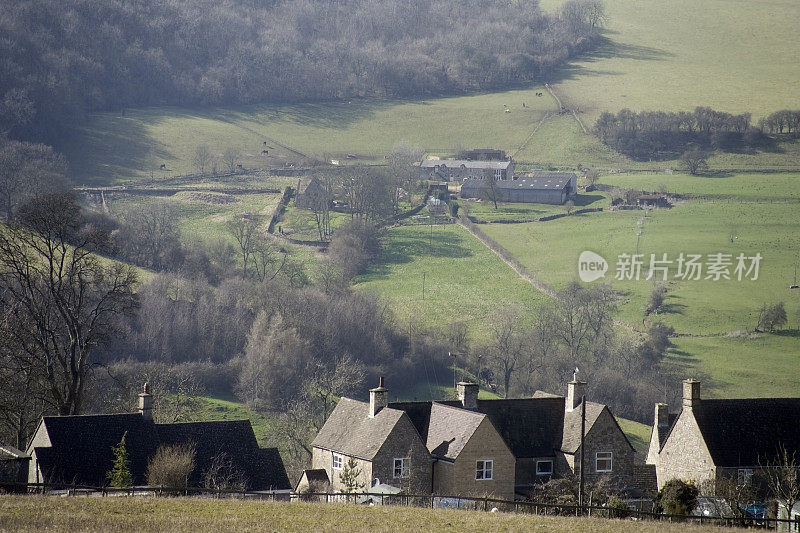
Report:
30,414,290,490
461,172,576,192
561,401,608,453
425,403,485,461
690,398,800,466
311,398,406,460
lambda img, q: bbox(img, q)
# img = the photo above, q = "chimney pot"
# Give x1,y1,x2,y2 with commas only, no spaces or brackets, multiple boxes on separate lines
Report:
369,377,388,418
566,379,586,412
682,379,701,409
457,381,478,409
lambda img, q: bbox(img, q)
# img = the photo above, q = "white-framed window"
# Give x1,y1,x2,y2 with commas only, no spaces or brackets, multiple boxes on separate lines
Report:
596,452,613,473
332,452,343,470
536,460,554,475
494,168,503,180
393,457,409,479
476,460,493,480
738,468,754,484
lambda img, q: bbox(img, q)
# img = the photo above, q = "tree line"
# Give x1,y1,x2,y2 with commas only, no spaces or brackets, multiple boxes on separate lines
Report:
1,0,605,144
593,106,772,160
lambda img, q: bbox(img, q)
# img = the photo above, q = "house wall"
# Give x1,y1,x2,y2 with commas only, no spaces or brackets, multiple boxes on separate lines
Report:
25,422,50,484
515,457,557,486
646,426,661,466
311,447,373,493
372,416,432,494
441,418,515,500
655,410,716,488
432,460,455,494
579,409,635,488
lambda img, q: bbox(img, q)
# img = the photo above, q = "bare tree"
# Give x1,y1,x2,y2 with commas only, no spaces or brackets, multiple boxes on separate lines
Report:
227,216,258,277
0,140,69,219
487,306,528,397
482,171,501,210
760,444,800,521
0,193,138,415
192,144,213,175
680,147,709,175
146,443,196,488
222,146,241,174
203,452,247,491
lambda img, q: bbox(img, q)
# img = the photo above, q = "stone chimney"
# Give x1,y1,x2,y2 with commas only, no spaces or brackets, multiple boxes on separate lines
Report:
654,402,669,428
369,376,388,418
138,382,153,421
457,381,479,410
566,380,586,412
682,379,701,409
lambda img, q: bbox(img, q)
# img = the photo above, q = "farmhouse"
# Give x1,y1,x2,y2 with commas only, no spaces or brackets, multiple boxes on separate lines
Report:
294,177,331,210
310,378,432,494
420,159,515,182
312,377,635,499
646,379,800,490
25,384,291,491
393,380,635,494
460,171,578,205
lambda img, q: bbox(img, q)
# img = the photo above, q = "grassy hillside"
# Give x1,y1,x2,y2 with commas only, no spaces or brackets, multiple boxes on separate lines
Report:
539,0,800,120
0,496,744,533
354,224,549,340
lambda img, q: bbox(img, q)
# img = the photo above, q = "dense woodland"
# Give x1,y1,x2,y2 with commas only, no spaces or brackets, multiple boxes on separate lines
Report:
0,0,604,144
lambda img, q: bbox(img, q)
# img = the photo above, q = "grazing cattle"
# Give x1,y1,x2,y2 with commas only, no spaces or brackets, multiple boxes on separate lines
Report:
263,141,267,146
504,109,511,113
262,150,269,155
159,163,166,169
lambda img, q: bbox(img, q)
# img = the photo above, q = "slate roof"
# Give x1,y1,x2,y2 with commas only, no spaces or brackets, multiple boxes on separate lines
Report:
0,445,28,460
561,401,608,454
689,398,800,467
425,403,486,461
30,414,290,490
311,398,406,460
421,159,511,170
461,172,575,192
391,396,595,459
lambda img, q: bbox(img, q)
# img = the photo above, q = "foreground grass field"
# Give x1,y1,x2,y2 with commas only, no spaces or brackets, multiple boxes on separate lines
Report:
0,496,743,533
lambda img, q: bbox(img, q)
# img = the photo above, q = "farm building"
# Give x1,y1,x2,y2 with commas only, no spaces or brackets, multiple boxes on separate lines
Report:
420,159,515,182
460,171,577,205
25,384,291,492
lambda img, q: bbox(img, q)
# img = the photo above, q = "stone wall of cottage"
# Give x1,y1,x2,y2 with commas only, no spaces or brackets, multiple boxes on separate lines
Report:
372,416,432,494
655,410,716,488
441,418,515,500
311,447,373,493
578,409,635,488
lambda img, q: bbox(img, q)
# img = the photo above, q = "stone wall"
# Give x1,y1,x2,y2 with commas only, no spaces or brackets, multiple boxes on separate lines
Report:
655,410,716,488
579,409,636,488
372,416,432,494
442,418,515,500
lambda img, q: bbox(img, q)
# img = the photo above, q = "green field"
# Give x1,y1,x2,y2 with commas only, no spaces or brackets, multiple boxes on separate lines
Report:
464,192,611,223
600,171,800,199
539,0,800,121
0,496,742,533
354,224,549,340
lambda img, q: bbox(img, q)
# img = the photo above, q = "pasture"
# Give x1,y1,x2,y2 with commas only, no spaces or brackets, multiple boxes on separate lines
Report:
0,496,744,533
599,171,800,200
539,0,800,121
354,224,549,340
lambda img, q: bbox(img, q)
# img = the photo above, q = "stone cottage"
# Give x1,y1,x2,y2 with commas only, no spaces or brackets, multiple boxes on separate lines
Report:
310,378,432,494
647,379,800,489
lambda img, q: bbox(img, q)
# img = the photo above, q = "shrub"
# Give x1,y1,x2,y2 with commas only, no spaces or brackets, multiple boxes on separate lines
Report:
146,443,196,488
657,479,699,515
106,432,133,488
757,302,787,332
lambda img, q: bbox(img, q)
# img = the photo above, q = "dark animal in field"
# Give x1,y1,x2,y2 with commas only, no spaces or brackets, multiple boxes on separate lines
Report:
236,164,243,169
159,163,166,169
262,150,269,155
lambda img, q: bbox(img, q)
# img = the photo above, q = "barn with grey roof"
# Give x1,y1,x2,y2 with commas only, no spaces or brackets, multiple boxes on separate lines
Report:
460,171,577,204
